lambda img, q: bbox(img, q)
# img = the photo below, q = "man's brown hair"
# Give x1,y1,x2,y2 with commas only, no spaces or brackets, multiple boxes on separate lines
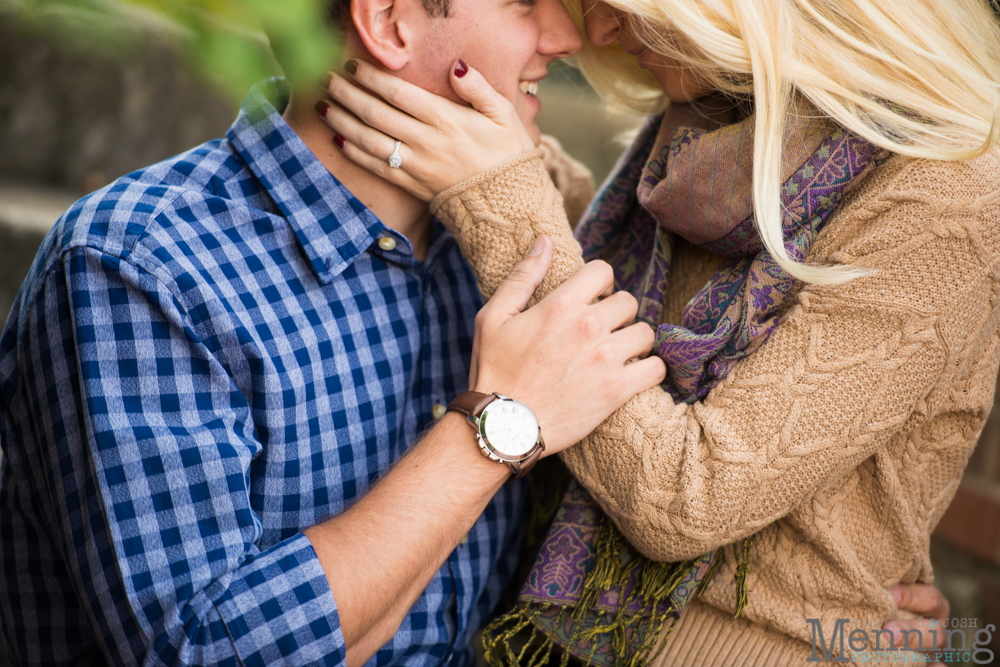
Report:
326,0,452,23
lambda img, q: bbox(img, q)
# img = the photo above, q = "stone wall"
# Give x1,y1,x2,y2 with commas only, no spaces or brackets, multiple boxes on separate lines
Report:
0,15,236,194
0,10,236,329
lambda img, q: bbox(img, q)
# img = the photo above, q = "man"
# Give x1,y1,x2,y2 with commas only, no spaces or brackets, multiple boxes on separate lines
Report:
0,0,666,665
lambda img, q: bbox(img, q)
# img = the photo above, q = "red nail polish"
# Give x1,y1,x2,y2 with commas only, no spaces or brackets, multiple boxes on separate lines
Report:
334,135,345,149
454,60,468,78
315,101,329,118
345,60,358,75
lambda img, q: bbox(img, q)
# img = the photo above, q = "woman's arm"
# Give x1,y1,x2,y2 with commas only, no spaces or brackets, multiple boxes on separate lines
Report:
430,153,995,563
430,150,585,306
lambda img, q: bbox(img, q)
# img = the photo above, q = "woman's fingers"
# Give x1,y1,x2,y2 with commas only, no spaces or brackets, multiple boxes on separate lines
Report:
334,135,434,202
892,583,950,620
884,583,951,664
340,59,451,126
448,61,518,120
317,59,537,197
318,98,400,163
325,71,426,143
882,618,948,652
449,60,535,152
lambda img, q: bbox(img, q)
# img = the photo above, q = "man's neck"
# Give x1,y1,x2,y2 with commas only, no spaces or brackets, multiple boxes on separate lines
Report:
283,89,433,261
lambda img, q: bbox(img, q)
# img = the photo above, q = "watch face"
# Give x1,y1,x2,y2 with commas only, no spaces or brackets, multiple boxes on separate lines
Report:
480,400,539,458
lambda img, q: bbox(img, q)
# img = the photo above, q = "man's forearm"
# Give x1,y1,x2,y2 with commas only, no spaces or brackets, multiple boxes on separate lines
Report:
304,412,509,667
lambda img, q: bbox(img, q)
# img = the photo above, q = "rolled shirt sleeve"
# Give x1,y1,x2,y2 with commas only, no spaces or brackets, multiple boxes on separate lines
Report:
4,246,346,666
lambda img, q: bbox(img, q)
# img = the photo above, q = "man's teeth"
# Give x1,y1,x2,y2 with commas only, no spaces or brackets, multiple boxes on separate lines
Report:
519,81,539,97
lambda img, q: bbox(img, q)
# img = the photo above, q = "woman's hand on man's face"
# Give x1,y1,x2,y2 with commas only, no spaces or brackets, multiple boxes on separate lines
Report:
315,59,536,202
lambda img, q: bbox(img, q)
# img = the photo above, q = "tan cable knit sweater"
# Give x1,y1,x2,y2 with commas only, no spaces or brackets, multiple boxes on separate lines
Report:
433,141,1000,665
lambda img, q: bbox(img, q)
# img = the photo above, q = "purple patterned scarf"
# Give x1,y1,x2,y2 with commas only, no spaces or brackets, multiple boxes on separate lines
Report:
483,98,890,667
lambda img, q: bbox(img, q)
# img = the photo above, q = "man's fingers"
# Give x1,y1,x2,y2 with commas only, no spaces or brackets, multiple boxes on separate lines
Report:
622,356,668,397
893,583,950,619
592,290,640,331
552,259,616,306
485,236,553,319
611,323,657,361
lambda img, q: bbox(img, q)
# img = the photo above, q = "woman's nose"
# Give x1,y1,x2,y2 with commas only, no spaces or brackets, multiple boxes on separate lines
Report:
583,0,624,47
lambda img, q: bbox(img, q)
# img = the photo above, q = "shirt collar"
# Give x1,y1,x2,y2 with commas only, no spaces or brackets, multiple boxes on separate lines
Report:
227,78,385,283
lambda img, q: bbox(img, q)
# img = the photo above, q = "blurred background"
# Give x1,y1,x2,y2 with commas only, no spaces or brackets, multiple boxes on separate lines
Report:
1,1,999,664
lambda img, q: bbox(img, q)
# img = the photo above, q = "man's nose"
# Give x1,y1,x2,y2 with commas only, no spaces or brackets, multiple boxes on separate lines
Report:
538,0,584,59
583,0,623,47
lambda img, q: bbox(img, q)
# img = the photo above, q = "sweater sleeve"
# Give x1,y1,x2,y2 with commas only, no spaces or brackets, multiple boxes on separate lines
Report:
431,149,585,307
430,151,970,563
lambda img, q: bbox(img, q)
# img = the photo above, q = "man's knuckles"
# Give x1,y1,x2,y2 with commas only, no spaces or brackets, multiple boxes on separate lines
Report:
580,259,614,288
576,312,607,341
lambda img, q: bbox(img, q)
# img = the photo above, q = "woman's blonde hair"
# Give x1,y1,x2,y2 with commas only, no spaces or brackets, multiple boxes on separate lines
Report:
567,0,1000,283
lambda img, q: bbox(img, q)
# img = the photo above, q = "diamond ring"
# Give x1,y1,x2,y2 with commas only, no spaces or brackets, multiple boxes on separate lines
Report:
388,140,403,169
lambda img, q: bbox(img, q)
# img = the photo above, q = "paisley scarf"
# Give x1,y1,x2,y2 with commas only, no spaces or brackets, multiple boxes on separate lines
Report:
483,97,891,667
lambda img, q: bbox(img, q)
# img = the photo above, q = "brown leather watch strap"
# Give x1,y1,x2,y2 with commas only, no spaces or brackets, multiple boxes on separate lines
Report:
448,391,544,482
446,391,497,418
510,445,543,480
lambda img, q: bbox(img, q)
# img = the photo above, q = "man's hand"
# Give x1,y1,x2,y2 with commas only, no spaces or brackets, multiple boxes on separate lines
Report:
306,236,664,666
884,583,951,665
469,234,666,453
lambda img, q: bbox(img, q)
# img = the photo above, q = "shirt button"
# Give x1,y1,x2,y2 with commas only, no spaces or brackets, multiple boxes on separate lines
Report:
432,403,448,420
378,237,397,252
459,534,469,545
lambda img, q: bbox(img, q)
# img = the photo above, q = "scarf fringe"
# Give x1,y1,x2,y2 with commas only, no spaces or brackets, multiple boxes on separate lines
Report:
483,515,756,667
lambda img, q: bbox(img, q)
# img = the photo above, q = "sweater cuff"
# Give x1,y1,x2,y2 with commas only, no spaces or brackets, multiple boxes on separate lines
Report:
429,148,546,217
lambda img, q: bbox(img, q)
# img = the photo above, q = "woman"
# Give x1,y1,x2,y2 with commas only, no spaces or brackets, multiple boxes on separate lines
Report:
314,0,1000,664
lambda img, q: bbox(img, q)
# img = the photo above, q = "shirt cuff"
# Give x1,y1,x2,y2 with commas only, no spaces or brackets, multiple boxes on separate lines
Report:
211,533,345,667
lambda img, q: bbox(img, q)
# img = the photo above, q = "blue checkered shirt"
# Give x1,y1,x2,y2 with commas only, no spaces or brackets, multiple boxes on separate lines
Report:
0,79,526,667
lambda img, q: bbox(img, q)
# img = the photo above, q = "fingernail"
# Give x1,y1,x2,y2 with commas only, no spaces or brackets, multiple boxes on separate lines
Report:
316,100,329,118
528,236,544,257
891,585,902,606
454,60,468,78
345,60,358,75
334,135,345,150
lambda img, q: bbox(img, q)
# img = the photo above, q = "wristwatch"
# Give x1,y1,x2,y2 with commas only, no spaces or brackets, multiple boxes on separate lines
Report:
446,391,545,480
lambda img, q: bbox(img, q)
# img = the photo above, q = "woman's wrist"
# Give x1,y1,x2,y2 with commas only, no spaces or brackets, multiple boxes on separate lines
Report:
429,148,546,217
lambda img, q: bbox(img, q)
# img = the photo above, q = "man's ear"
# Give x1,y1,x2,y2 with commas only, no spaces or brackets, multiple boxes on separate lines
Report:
352,0,419,71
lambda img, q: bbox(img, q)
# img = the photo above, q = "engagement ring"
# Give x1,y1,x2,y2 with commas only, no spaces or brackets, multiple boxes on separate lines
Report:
388,140,403,169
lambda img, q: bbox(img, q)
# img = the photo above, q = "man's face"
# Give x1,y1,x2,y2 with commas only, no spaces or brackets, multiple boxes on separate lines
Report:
398,0,583,144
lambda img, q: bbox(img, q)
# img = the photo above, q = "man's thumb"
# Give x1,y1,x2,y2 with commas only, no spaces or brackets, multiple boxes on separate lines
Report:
488,236,552,316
